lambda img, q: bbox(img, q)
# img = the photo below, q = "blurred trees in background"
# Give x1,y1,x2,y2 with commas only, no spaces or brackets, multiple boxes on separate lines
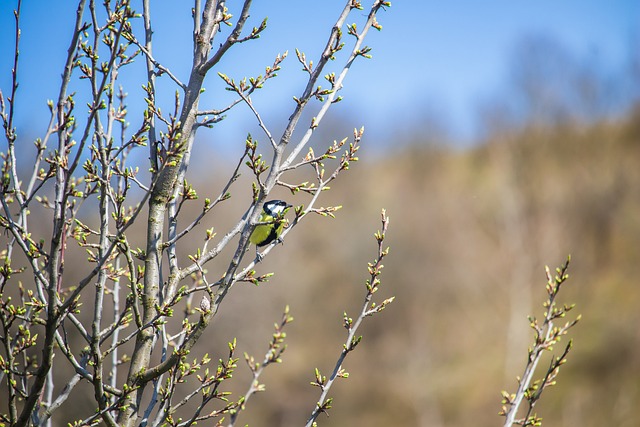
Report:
260,107,639,427
229,37,640,426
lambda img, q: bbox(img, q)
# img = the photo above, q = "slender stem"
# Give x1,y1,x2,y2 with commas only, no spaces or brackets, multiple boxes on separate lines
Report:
118,3,225,424
14,2,88,425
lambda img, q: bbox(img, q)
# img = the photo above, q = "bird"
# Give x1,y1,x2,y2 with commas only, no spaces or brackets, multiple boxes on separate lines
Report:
249,200,292,255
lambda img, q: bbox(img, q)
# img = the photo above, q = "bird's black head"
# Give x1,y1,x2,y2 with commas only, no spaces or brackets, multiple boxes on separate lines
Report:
263,200,291,217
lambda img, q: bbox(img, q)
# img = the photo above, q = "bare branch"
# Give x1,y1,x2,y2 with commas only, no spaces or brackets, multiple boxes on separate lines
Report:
500,258,580,427
200,0,263,74
305,209,392,426
124,29,186,90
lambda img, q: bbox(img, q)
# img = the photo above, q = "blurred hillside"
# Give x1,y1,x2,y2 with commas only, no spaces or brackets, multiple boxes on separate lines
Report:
28,102,640,426
200,103,640,427
38,85,640,427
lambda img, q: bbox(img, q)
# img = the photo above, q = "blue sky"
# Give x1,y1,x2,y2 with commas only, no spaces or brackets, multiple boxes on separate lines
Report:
1,1,638,147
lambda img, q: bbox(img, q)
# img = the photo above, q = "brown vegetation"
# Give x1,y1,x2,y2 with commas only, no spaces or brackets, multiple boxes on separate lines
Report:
18,101,639,427
209,106,640,426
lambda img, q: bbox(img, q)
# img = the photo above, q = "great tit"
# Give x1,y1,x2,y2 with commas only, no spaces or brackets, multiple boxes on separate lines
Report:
249,200,292,251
